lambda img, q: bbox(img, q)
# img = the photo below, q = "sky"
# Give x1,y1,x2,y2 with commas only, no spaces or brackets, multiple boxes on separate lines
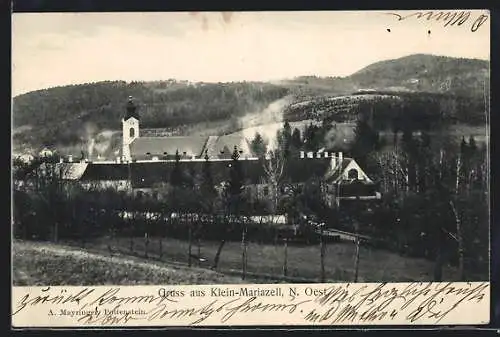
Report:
12,10,490,97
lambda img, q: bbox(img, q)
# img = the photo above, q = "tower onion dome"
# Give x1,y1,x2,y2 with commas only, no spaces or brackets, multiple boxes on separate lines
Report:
125,96,140,120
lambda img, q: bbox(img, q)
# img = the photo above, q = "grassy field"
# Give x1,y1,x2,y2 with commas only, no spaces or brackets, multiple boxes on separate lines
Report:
12,240,260,286
13,235,465,286
69,235,461,283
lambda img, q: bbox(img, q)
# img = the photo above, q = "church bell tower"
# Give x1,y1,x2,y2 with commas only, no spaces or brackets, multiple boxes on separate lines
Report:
122,96,140,162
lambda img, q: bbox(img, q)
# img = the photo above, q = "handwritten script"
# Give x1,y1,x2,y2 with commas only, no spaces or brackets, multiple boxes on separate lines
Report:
11,282,490,327
385,10,489,32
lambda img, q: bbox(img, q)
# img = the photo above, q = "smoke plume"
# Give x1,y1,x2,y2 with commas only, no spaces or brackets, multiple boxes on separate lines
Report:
93,130,115,158
237,95,294,131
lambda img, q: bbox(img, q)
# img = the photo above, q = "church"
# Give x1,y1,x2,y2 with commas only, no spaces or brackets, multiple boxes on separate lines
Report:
120,96,255,162
19,97,381,205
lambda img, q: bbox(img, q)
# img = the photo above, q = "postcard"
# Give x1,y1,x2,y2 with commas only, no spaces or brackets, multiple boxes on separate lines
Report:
11,9,490,328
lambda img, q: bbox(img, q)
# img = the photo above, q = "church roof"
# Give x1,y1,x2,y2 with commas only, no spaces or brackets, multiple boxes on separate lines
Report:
206,134,254,159
124,98,140,120
129,136,209,158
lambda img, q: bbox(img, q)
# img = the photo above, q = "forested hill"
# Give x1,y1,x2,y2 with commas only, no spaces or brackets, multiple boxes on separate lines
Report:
349,54,489,97
279,54,489,98
13,54,489,150
13,81,290,147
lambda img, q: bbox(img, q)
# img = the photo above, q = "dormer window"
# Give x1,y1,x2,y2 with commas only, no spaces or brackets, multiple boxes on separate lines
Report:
348,168,358,180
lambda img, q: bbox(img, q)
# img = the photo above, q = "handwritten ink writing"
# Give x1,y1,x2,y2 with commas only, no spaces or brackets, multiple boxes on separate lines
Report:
385,10,489,32
472,14,489,32
219,296,312,323
405,282,488,323
13,287,95,316
304,282,489,324
79,287,176,310
11,282,489,326
145,299,234,325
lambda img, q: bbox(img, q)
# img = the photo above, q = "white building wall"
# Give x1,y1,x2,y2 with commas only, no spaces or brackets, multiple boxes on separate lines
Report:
122,117,139,161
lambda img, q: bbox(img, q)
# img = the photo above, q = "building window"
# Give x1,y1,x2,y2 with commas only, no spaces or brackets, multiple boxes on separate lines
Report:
263,186,269,196
130,127,135,138
348,168,358,180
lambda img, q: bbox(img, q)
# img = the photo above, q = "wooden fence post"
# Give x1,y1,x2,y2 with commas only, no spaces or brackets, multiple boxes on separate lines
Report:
320,224,325,282
283,238,288,277
354,236,360,283
188,223,192,267
241,226,247,280
197,238,201,266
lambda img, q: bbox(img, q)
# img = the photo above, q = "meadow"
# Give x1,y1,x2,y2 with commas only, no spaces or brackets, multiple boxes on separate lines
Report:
12,233,469,286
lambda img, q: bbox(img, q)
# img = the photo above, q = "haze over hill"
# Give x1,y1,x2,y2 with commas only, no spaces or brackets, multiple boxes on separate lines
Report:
12,53,489,156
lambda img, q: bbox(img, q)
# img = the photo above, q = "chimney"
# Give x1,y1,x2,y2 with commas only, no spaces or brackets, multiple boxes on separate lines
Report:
307,152,314,158
300,151,305,159
68,155,73,163
331,152,337,170
338,152,343,164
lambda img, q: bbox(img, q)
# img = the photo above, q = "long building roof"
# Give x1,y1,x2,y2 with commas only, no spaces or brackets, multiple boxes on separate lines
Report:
130,136,208,158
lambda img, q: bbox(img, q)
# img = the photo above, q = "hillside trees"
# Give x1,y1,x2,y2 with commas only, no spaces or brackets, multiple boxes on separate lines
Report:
212,146,245,270
372,133,488,280
13,81,290,149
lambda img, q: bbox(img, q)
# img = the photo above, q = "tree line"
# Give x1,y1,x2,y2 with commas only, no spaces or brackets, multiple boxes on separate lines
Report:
248,114,489,280
283,92,486,129
13,80,290,147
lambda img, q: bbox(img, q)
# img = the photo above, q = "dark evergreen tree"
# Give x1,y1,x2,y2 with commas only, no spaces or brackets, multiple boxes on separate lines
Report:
460,136,468,157
401,130,418,191
351,118,381,169
250,132,267,159
291,128,302,149
277,120,292,159
200,152,217,210
227,146,244,214
212,146,245,270
170,149,182,187
417,131,432,192
468,135,477,153
303,123,321,151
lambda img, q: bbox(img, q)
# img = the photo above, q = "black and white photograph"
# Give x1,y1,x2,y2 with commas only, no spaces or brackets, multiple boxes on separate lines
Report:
12,10,490,288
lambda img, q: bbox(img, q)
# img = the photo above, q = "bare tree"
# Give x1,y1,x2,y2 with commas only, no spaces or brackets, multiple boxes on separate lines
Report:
263,150,286,214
